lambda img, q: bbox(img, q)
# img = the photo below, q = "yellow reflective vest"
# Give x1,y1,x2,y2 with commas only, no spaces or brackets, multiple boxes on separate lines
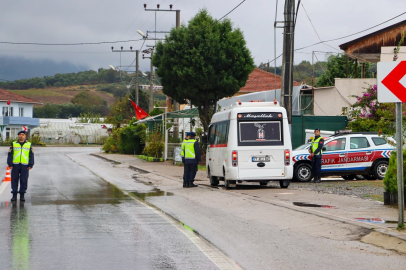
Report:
183,139,196,159
311,137,323,155
12,141,31,165
181,139,188,158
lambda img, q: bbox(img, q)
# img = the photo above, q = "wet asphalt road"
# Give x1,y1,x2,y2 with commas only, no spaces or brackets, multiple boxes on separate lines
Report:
0,147,218,270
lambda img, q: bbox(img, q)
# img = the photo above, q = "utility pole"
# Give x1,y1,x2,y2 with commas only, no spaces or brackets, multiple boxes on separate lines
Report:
280,0,296,124
135,50,140,104
142,48,155,112
144,4,181,137
312,51,314,115
111,46,140,104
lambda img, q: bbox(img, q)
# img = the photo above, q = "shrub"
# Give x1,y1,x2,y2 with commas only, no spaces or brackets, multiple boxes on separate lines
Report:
102,123,146,154
383,149,406,193
142,131,164,158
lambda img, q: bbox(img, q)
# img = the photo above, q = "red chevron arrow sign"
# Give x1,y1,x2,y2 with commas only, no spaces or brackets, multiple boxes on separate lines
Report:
378,61,406,103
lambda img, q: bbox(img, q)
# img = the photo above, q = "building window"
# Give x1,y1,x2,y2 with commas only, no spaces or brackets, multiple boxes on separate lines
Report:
2,107,13,116
19,107,24,117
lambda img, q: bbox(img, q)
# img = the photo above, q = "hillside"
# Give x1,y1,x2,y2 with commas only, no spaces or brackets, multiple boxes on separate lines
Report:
8,84,118,106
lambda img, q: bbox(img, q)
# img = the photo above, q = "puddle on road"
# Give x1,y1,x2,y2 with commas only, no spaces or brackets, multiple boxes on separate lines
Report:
129,188,174,202
132,175,154,186
293,202,337,209
31,183,131,206
355,218,398,224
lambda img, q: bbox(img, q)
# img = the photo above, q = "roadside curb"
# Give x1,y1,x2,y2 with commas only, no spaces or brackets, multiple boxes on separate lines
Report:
91,153,406,252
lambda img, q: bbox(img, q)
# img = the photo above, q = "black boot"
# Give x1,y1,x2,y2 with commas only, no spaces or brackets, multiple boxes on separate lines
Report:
11,193,17,202
310,177,316,183
20,193,25,201
315,176,321,183
189,182,198,188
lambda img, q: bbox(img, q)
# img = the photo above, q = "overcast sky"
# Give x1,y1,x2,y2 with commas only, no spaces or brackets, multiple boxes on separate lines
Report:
1,0,405,75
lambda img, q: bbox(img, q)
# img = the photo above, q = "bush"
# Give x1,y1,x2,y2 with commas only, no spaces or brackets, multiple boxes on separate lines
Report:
102,123,147,154
383,149,406,193
142,131,164,158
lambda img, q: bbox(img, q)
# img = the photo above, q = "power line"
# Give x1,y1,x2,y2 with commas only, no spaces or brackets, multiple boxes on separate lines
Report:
201,0,247,31
314,53,352,106
117,0,155,41
295,10,406,52
0,39,144,46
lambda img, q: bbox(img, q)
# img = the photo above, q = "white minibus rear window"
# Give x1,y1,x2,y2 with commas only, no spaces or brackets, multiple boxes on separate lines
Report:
237,112,284,146
239,121,281,142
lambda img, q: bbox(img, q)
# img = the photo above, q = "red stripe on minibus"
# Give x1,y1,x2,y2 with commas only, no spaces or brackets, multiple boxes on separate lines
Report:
210,144,228,148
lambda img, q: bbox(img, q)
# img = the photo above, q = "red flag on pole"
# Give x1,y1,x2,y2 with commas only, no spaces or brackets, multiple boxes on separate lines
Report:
129,99,149,120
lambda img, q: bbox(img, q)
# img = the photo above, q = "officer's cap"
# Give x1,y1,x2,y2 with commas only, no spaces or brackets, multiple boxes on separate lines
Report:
190,132,196,137
186,132,192,136
18,130,26,135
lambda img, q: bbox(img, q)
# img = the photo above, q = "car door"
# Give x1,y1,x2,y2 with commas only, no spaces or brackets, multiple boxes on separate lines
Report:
321,137,348,173
346,136,374,173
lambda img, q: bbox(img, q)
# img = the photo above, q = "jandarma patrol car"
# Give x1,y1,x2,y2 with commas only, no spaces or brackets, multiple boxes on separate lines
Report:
291,131,394,182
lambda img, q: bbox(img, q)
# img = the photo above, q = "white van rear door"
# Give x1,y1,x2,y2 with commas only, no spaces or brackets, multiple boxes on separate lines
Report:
236,112,285,179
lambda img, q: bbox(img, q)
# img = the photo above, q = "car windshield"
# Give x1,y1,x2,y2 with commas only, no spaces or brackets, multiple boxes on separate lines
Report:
294,143,311,150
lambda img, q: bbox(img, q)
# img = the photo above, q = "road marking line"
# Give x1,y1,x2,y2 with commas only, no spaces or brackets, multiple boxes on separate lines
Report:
0,181,9,194
69,154,241,270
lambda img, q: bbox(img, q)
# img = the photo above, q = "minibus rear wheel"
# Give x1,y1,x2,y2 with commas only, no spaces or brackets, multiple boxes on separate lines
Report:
280,180,290,188
208,167,219,186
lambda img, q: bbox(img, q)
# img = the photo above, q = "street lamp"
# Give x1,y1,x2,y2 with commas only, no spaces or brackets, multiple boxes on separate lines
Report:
137,30,147,39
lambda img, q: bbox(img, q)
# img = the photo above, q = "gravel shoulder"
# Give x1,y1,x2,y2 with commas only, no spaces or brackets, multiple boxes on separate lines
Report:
291,180,384,202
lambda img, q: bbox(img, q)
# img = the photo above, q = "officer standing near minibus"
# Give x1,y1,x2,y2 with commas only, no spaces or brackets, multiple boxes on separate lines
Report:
182,132,201,188
181,132,191,188
309,128,323,183
7,130,34,201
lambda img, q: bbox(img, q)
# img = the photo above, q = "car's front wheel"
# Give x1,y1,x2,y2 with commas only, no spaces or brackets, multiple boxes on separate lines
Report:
373,161,389,180
294,163,312,182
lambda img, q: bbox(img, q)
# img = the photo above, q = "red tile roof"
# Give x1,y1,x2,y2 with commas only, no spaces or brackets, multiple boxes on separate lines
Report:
0,89,41,104
239,68,301,93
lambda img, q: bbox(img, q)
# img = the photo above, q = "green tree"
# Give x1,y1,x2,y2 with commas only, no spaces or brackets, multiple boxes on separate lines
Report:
153,9,255,132
316,54,371,87
71,91,107,106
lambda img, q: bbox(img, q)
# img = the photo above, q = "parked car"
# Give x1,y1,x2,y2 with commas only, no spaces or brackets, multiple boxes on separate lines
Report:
292,131,394,182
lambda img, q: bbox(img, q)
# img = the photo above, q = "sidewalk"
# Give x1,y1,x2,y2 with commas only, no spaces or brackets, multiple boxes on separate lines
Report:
94,153,406,252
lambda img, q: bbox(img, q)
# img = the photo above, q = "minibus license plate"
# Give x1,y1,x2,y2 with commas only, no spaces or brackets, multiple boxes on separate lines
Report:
252,156,270,162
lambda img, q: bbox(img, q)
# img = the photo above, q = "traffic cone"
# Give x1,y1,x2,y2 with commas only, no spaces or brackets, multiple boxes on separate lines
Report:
2,166,11,182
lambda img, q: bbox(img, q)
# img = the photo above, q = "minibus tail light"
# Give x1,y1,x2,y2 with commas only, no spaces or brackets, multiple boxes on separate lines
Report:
285,149,290,166
232,150,238,167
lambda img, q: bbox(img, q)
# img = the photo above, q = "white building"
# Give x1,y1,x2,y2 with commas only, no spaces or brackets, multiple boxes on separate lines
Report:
0,89,41,140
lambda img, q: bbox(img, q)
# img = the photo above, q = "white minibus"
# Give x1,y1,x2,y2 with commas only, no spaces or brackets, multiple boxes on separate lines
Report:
206,101,293,188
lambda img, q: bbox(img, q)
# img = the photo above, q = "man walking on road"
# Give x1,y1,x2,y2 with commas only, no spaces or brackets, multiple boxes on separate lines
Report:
182,132,201,188
7,130,34,201
309,128,323,183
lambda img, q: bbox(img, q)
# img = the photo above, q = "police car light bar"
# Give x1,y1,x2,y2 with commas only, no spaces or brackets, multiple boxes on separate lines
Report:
334,129,352,135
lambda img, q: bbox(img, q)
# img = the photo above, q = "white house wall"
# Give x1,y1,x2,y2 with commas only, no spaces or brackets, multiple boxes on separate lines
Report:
314,78,377,116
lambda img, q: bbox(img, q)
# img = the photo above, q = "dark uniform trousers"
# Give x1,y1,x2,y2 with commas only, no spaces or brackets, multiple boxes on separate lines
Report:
311,155,322,179
11,164,30,194
184,163,198,183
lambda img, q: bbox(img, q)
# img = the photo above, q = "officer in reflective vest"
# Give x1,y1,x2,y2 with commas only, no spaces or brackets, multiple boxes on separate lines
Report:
309,128,324,183
7,130,34,202
181,132,191,188
182,132,201,188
